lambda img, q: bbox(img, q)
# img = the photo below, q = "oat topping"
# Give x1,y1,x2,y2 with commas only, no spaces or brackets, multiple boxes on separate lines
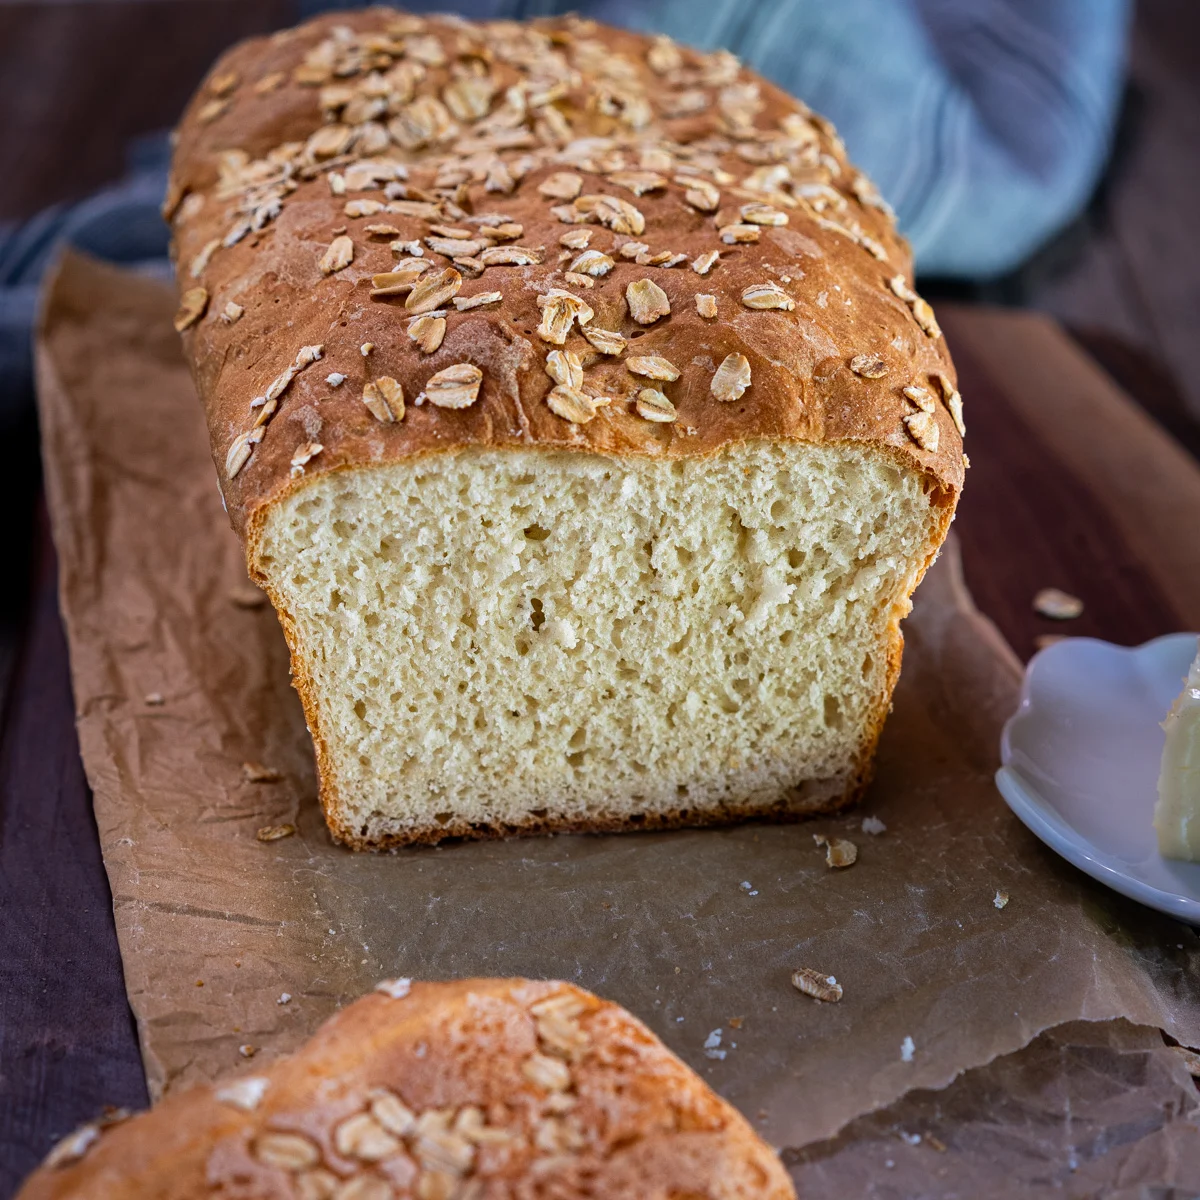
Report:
254,1132,321,1170
213,1076,269,1111
791,967,844,1003
44,1124,100,1169
682,178,721,212
903,385,935,412
711,353,751,402
521,1052,572,1091
911,297,942,339
173,287,208,332
559,229,592,250
546,385,601,424
849,354,887,379
626,355,680,381
903,410,939,452
405,266,463,312
582,326,627,356
319,234,354,274
362,376,404,422
538,172,584,200
176,11,958,518
189,238,220,278
537,288,593,344
739,202,788,226
719,223,760,244
625,277,671,324
741,282,795,311
887,274,918,304
290,441,324,475
930,371,966,435
335,1112,402,1161
453,290,502,311
635,388,677,423
545,349,584,389
607,170,667,196
424,363,483,409
372,1090,417,1136
568,249,615,277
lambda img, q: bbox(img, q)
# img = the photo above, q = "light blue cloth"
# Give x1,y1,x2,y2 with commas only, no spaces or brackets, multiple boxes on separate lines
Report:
611,0,1132,277
0,0,1131,424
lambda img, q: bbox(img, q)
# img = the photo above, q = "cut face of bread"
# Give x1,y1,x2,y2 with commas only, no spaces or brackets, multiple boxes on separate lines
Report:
254,441,946,847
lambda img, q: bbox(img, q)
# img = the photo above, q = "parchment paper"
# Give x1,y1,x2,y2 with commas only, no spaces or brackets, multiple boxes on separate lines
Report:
35,251,1200,1191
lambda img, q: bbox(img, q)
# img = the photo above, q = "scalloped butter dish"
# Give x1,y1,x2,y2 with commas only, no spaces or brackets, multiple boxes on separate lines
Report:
997,633,1200,922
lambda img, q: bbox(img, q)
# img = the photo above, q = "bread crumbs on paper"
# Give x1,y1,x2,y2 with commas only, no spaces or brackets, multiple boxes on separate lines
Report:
814,833,857,867
791,967,843,1002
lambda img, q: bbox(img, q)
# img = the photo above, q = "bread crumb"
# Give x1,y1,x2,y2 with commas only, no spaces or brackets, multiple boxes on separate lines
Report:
814,833,857,868
238,1044,257,1059
993,890,1010,909
900,1036,915,1062
791,967,843,1002
144,692,164,706
861,815,886,835
277,993,291,1005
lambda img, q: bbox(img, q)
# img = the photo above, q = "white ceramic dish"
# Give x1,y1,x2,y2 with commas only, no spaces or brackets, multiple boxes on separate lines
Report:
997,632,1200,923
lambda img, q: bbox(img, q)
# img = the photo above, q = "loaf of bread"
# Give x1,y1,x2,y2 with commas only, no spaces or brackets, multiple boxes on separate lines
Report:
167,10,963,848
20,978,794,1199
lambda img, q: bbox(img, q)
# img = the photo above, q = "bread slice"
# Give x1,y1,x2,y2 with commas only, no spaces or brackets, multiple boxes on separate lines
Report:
19,979,795,1198
257,441,944,846
167,11,964,847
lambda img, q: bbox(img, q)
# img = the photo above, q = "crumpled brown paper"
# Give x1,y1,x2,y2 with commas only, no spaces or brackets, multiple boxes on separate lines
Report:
35,251,1200,1191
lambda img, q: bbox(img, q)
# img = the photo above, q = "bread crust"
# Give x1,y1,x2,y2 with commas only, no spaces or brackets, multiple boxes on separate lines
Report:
18,979,795,1199
167,10,963,544
167,10,962,848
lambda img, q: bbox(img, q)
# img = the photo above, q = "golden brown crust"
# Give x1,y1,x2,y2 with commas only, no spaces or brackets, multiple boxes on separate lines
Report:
18,979,795,1199
167,10,963,545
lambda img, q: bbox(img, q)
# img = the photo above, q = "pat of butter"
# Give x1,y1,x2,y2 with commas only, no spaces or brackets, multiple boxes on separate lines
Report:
1154,641,1200,861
